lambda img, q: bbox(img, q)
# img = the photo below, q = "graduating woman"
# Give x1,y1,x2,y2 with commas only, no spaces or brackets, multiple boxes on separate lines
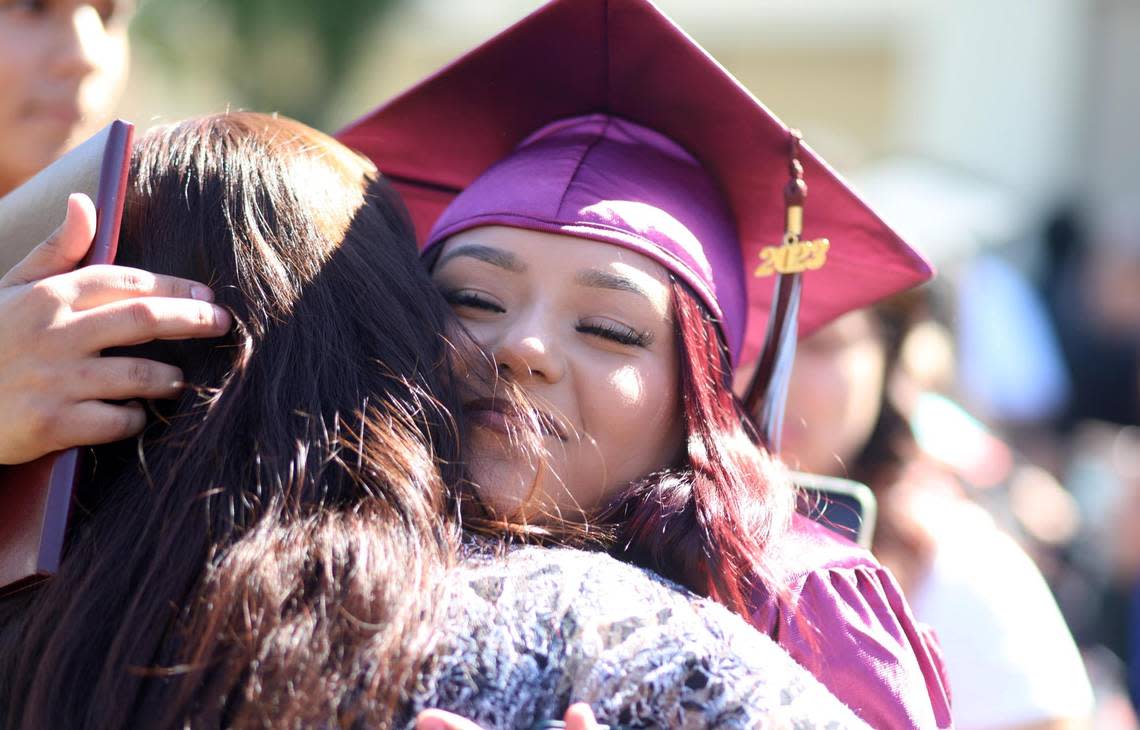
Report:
335,0,950,727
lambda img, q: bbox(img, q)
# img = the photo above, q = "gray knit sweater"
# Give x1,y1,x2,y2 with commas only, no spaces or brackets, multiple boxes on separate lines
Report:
402,546,869,729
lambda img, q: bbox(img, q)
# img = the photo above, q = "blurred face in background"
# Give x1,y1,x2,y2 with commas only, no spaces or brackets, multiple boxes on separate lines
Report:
0,0,131,196
781,310,888,476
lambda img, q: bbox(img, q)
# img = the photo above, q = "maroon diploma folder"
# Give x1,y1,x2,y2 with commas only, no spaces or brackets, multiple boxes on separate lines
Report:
0,120,135,591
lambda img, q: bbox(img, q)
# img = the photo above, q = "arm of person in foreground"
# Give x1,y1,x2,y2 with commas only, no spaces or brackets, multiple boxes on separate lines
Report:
0,194,231,465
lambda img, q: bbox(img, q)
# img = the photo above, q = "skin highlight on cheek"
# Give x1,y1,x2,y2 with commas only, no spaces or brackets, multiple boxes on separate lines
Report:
608,365,644,409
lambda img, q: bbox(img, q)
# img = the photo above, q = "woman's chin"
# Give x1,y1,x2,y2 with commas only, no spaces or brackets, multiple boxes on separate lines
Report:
467,452,539,514
467,455,594,525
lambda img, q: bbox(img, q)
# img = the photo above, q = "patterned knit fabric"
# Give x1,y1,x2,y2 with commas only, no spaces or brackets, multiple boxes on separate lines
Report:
402,546,870,729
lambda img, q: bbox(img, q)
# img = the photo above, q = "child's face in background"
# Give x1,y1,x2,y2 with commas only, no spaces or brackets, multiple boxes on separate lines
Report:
0,0,130,196
433,226,685,522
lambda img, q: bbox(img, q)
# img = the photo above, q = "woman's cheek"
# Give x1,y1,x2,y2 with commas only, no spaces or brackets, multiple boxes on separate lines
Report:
607,365,645,409
602,364,680,476
466,437,542,517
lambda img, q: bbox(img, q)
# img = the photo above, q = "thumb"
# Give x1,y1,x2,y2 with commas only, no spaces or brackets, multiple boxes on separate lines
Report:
1,193,97,287
564,703,602,730
415,710,486,730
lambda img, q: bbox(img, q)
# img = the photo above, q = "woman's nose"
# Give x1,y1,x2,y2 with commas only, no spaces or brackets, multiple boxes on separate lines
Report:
51,5,105,79
493,325,565,384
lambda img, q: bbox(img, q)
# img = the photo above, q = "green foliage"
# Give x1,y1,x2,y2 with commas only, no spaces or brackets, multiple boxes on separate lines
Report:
132,0,402,126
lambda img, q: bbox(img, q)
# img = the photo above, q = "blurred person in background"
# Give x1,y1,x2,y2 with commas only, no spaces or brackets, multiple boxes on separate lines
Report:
0,0,131,198
1047,191,1140,720
1043,195,1140,433
1106,429,1140,716
777,293,1095,730
1090,196,1140,719
0,0,220,456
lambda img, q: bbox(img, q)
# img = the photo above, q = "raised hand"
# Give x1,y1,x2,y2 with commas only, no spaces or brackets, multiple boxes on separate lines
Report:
0,194,232,464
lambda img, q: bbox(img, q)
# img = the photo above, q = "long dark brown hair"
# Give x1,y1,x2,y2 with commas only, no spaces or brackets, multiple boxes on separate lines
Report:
0,112,467,728
607,281,796,616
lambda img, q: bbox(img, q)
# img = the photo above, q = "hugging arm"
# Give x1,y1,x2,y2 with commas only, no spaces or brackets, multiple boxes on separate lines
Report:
0,194,231,464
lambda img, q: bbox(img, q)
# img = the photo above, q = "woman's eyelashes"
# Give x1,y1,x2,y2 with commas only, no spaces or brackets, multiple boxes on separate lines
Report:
443,288,654,348
577,321,653,348
444,290,505,313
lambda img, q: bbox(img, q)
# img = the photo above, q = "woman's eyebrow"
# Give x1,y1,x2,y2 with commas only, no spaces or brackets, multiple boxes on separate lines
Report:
435,244,526,272
575,269,653,301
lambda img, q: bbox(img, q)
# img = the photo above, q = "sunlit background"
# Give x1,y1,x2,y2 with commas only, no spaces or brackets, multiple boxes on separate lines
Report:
122,0,1139,212
118,1,1140,726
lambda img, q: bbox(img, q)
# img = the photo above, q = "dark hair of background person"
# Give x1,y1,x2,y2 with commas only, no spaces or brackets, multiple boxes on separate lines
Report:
0,112,471,729
844,292,937,583
605,281,796,616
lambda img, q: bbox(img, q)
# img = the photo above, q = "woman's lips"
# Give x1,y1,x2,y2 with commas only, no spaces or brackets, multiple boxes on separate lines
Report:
465,402,515,437
464,397,568,441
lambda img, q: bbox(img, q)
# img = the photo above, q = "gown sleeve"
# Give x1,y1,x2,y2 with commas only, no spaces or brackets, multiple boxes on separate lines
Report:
749,515,954,730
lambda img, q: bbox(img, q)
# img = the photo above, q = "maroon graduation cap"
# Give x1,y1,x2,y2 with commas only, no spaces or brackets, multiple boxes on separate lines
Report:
337,0,931,446
0,120,134,591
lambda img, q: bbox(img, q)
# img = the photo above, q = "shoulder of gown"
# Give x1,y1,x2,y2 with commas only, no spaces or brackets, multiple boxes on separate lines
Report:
749,513,954,730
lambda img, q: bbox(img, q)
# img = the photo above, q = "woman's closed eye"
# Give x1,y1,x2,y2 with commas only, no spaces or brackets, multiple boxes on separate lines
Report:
443,290,505,314
577,320,653,348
